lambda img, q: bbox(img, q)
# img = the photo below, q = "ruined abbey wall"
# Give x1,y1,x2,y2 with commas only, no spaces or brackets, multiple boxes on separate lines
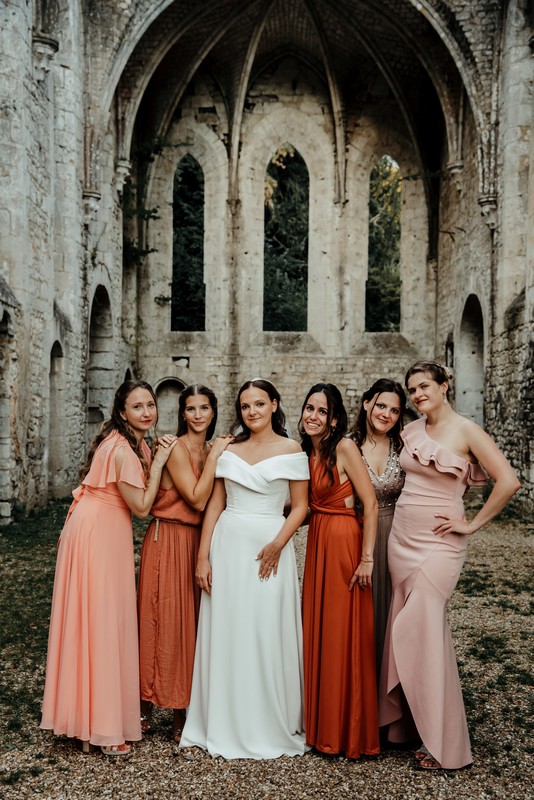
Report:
0,0,532,521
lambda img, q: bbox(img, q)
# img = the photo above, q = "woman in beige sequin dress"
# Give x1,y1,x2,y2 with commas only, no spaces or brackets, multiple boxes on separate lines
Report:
350,379,406,679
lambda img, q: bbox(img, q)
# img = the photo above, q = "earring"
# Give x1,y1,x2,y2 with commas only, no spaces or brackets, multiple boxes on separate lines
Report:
443,394,447,405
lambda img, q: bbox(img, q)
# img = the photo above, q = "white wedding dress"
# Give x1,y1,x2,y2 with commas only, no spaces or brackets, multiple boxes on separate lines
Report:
180,450,310,759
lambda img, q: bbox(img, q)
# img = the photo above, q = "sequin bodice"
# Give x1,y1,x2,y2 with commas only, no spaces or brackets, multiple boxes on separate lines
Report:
359,439,405,509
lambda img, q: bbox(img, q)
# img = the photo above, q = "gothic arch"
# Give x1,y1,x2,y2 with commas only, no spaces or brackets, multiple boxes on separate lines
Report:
239,105,335,348
87,285,114,442
456,294,485,425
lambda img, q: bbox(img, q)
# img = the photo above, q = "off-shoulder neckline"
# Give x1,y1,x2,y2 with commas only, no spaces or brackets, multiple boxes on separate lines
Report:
223,450,305,467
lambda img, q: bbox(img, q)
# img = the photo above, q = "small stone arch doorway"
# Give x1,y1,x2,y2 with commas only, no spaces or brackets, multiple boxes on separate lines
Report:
456,294,485,425
156,378,187,435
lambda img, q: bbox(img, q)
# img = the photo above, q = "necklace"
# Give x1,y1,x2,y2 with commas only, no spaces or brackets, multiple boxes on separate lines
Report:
183,436,207,454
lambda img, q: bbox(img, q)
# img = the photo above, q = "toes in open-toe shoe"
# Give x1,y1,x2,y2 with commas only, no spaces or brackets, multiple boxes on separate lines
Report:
418,754,442,770
100,743,132,757
415,744,430,761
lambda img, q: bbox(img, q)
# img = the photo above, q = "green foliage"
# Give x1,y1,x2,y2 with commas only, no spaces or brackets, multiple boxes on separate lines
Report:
263,144,308,331
366,155,401,332
172,155,205,331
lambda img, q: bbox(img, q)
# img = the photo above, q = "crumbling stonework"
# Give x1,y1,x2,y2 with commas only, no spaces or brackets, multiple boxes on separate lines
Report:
0,0,532,522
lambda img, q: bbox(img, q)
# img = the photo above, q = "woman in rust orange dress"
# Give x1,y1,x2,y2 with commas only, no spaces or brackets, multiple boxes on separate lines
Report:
137,384,231,742
300,383,379,759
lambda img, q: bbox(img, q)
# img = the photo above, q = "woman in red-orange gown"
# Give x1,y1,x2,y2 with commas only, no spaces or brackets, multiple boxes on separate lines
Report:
300,383,380,759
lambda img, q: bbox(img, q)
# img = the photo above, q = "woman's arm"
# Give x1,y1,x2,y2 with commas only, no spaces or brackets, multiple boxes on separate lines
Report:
256,479,309,581
115,439,177,518
433,421,520,536
337,438,378,591
165,437,232,511
196,479,227,594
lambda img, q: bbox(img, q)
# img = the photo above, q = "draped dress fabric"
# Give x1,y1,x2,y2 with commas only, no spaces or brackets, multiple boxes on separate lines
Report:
138,454,202,710
41,431,149,746
180,450,310,759
359,439,405,679
302,456,380,759
379,418,487,769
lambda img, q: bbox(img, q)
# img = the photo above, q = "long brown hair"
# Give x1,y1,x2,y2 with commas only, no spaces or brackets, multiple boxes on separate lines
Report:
80,380,157,482
177,384,218,440
299,383,347,483
350,378,406,453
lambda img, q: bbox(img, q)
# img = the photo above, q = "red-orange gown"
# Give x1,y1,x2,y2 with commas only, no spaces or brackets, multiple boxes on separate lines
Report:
138,468,202,709
302,457,380,759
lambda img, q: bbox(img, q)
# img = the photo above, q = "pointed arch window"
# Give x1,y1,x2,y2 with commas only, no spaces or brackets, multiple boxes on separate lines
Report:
172,155,205,331
263,144,308,331
365,155,401,332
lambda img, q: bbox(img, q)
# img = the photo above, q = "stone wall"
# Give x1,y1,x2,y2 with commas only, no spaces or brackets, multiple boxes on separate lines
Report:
0,0,531,522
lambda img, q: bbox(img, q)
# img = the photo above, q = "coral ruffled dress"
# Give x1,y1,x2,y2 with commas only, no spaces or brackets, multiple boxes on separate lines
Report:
379,418,487,769
138,462,202,710
40,431,148,746
302,457,380,759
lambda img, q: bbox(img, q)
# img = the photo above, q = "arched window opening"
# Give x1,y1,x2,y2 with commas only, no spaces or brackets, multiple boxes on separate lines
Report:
263,143,308,331
456,294,484,425
172,155,205,331
87,286,114,442
365,155,401,332
156,379,186,434
0,311,13,522
49,340,66,495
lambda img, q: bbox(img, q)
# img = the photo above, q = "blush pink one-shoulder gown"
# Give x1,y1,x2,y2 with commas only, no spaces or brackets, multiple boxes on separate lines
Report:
41,431,149,747
379,418,487,769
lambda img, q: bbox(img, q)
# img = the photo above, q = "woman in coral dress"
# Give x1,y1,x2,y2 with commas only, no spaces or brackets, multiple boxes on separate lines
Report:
379,361,520,770
180,379,310,759
300,383,379,759
40,381,176,756
350,378,406,679
138,384,232,742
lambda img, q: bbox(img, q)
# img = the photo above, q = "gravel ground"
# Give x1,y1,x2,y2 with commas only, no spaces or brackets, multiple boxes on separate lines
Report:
0,505,532,800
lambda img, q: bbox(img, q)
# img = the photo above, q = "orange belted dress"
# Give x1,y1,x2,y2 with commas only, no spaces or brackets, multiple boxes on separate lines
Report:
138,464,202,710
302,456,380,759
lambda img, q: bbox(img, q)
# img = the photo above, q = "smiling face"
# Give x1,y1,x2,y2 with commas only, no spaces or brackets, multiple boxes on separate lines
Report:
239,386,277,434
121,387,158,440
406,371,448,414
364,391,402,436
183,394,214,435
301,391,334,441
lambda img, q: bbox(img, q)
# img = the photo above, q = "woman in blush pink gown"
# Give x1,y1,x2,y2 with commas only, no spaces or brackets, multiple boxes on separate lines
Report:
379,362,520,771
40,381,177,756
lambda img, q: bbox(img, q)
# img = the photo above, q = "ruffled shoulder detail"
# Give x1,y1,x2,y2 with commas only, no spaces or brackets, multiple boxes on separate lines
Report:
83,431,147,489
402,418,487,486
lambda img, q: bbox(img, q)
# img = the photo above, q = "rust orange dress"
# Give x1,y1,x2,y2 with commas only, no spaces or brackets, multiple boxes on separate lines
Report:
302,456,380,759
138,460,202,710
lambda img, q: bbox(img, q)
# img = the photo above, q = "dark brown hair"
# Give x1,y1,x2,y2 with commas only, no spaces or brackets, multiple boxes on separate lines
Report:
177,384,218,440
231,379,288,442
80,380,156,482
299,383,347,483
350,378,406,453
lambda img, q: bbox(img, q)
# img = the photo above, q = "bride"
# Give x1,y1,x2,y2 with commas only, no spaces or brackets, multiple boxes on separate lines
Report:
180,378,310,759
